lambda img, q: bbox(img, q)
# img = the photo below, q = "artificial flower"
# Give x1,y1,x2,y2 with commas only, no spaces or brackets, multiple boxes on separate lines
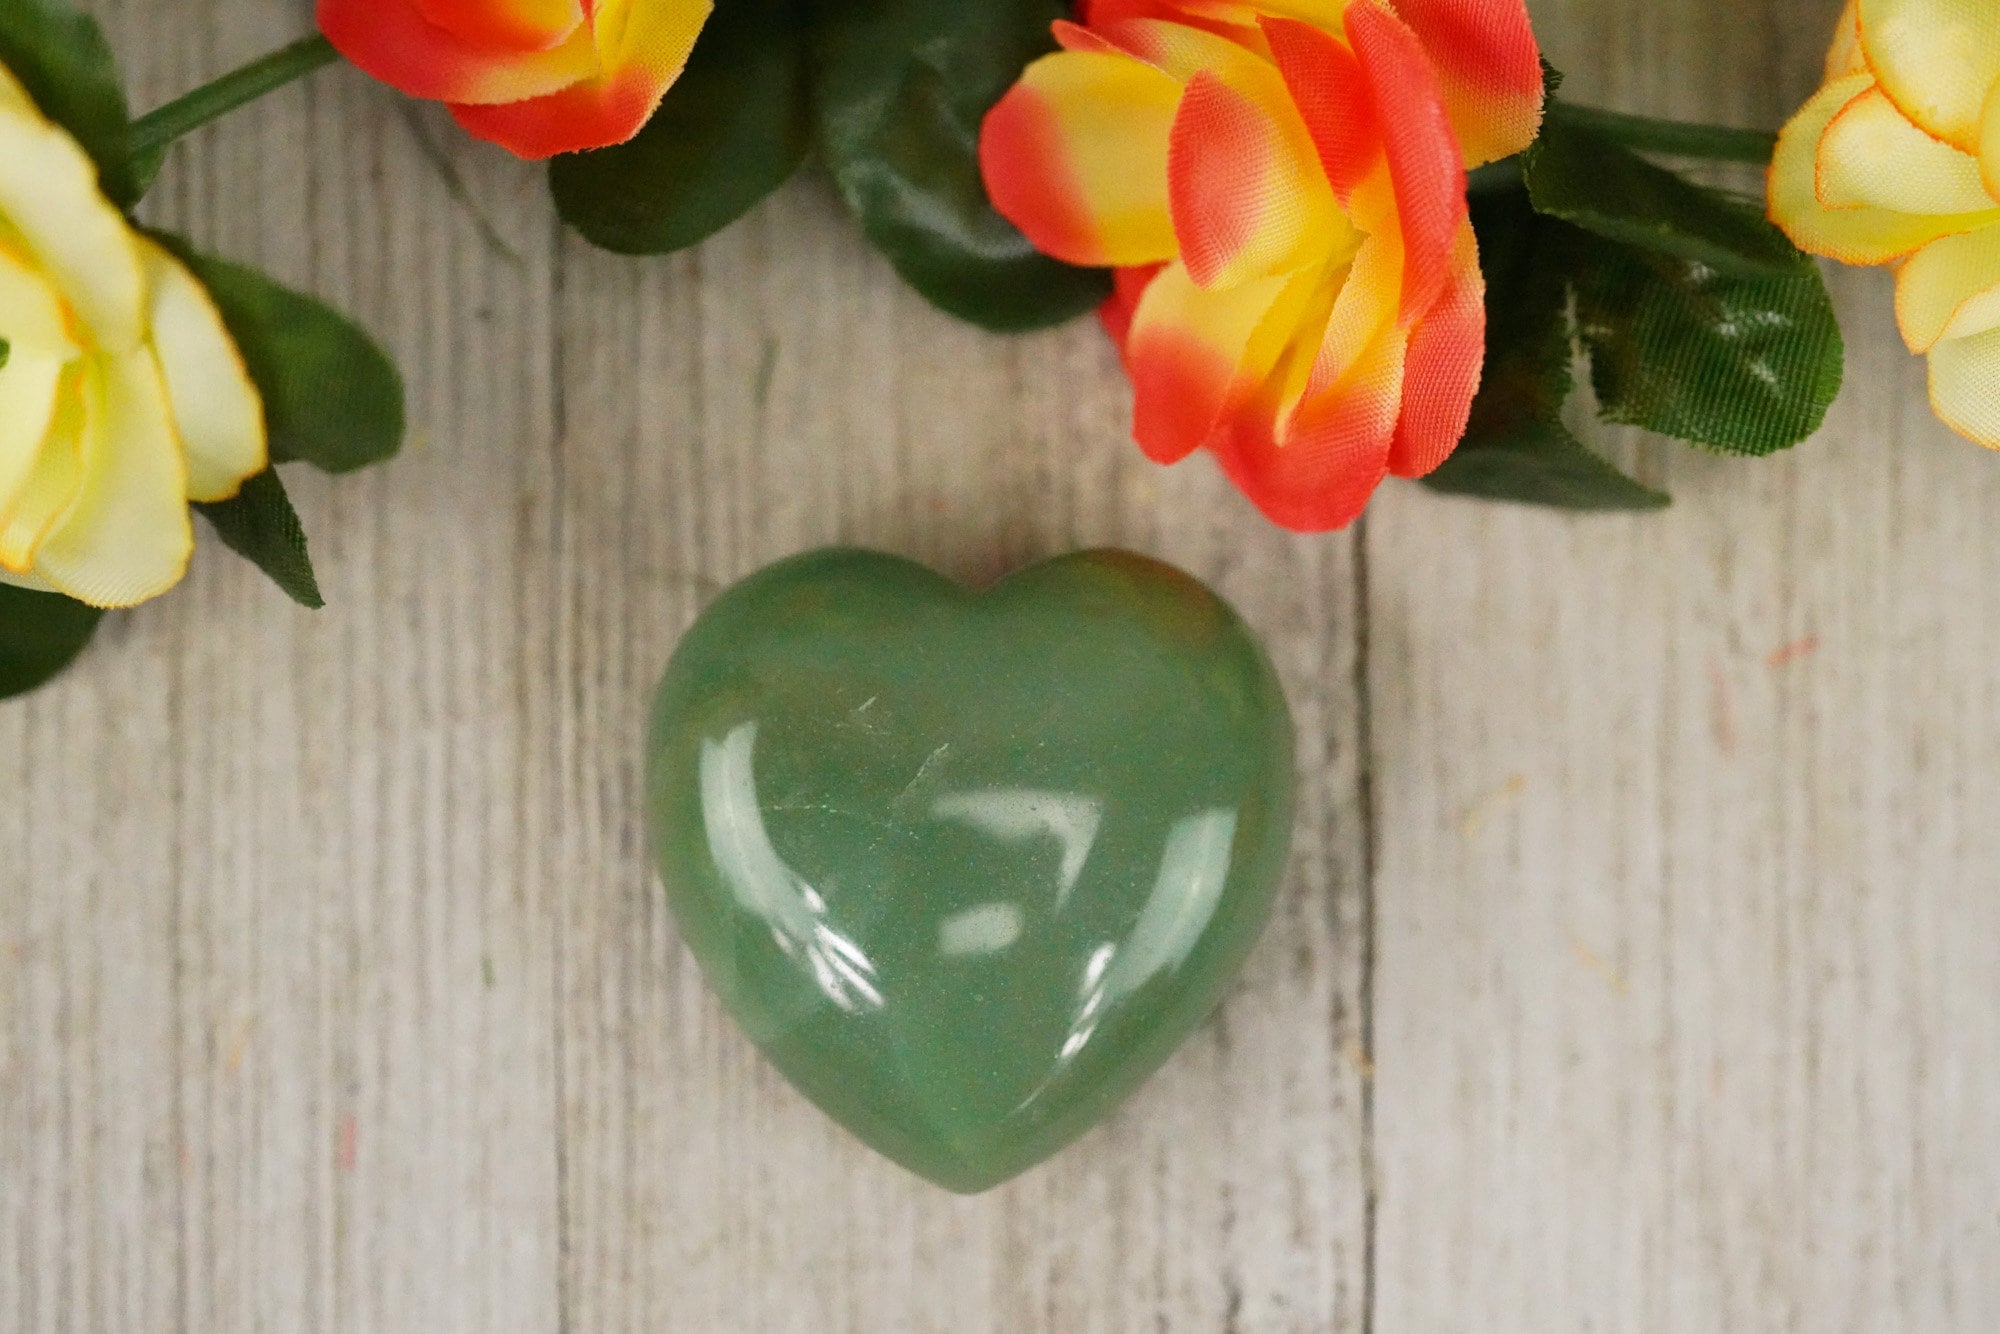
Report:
980,0,1544,530
0,63,265,610
319,0,714,160
1769,0,2000,447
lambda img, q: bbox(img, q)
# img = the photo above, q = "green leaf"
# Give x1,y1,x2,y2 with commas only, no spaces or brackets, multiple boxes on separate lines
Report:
810,0,1112,331
0,0,140,206
552,0,811,254
194,468,324,609
156,238,407,474
0,584,103,701
1525,116,1799,278
1427,189,1669,511
1570,227,1844,455
1427,419,1671,511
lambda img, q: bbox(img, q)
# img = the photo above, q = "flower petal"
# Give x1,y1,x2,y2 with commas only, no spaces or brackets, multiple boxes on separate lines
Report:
1858,0,2000,152
1983,80,2000,202
1770,73,2000,265
1125,259,1320,462
982,51,1182,268
0,238,80,357
0,103,145,350
1817,85,1995,215
1375,0,1545,166
1080,0,1270,48
1827,0,1867,79
449,0,711,155
138,241,267,503
1168,68,1339,289
1262,15,1381,201
1100,262,1166,353
1929,321,2000,445
1081,14,1274,83
0,346,65,519
1303,212,1402,400
1895,225,2000,350
317,0,600,106
1347,0,1468,324
0,370,86,573
1214,321,1408,531
1388,219,1484,476
415,0,584,50
32,351,193,608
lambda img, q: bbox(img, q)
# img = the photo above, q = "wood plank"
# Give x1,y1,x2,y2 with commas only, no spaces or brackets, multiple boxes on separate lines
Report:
546,184,1372,1330
1369,0,2000,1328
4,4,564,1329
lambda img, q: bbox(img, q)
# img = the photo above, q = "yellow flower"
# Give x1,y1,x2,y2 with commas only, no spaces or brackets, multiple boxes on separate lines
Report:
0,62,265,609
1769,0,2000,447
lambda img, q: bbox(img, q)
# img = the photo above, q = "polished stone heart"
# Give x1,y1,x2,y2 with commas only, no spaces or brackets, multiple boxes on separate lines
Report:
646,549,1295,1192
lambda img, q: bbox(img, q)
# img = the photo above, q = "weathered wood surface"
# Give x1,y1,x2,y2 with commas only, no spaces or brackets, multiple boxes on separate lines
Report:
1,0,1993,1329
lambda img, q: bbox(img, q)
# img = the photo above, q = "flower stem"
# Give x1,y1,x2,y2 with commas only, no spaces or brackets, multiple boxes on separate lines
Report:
1546,101,1778,164
128,34,340,167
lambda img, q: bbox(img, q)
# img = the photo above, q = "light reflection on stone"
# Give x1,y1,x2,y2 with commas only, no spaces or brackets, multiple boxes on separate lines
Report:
931,788,1105,908
700,722,884,1012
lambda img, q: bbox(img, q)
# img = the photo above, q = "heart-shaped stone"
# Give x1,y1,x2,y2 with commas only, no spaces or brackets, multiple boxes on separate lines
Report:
647,549,1295,1192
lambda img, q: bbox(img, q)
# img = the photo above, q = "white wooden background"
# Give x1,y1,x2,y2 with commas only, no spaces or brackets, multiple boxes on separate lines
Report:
3,0,1996,1328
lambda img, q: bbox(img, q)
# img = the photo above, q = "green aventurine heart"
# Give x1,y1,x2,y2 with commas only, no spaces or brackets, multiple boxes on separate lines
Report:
647,549,1296,1192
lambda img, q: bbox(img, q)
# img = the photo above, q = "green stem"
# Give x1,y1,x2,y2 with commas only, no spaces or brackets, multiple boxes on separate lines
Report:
128,34,340,163
1546,100,1778,164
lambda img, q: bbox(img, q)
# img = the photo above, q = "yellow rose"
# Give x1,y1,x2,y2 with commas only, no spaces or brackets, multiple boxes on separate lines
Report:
1769,0,2000,447
0,61,265,609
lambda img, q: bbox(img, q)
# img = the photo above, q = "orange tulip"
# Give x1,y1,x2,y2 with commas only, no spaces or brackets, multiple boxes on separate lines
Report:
981,0,1544,530
1769,0,2000,449
319,0,713,159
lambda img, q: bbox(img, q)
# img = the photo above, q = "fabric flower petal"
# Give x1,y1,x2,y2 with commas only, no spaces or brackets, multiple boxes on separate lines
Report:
0,346,65,518
1982,80,2000,203
416,0,583,50
1928,322,2000,445
31,351,193,609
138,241,267,503
1101,263,1167,353
0,239,79,357
1167,69,1338,289
0,99,145,350
1375,0,1545,166
1347,0,1469,323
451,62,669,158
1216,322,1408,530
1827,0,1867,79
317,0,600,106
1895,226,2000,350
1125,259,1319,462
1817,86,1995,215
1858,0,2000,152
0,369,86,573
1771,73,1999,264
982,51,1183,268
1082,14,1277,84
1262,16,1381,201
1388,220,1484,476
1302,212,1402,399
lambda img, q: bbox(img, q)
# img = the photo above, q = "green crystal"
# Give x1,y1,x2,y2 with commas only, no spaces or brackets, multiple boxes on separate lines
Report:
647,549,1296,1192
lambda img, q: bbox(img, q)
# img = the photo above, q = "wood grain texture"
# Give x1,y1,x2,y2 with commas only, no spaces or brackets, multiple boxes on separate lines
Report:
1368,3,2000,1331
3,0,1996,1329
4,2,1367,1330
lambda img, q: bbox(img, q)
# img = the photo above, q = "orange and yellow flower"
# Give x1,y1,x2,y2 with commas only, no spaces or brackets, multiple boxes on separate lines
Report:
980,0,1544,530
318,0,714,160
1769,0,2000,448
